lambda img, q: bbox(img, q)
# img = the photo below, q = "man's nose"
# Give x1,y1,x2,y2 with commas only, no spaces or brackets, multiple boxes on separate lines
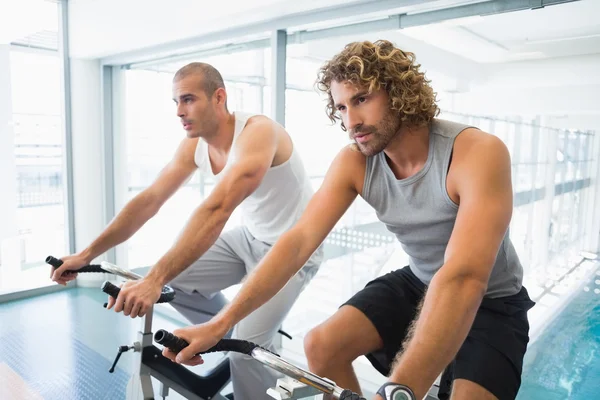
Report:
346,108,363,133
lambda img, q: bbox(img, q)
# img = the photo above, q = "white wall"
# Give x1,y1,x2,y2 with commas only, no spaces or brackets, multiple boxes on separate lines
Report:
435,55,600,122
0,45,17,263
482,54,600,89
450,84,600,118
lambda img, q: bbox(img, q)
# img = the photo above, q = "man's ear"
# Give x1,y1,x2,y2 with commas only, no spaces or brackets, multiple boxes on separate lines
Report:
214,87,227,106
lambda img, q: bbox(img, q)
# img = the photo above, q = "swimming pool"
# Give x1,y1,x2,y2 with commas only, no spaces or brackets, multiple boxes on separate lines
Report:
517,268,600,399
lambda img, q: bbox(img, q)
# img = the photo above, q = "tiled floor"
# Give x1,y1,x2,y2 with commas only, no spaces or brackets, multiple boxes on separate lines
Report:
0,287,231,400
0,288,132,399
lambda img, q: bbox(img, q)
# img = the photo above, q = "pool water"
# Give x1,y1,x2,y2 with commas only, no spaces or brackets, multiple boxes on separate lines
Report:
518,274,600,399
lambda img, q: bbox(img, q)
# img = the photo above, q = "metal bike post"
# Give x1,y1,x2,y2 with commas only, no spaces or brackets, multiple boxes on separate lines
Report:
125,305,156,399
140,305,157,399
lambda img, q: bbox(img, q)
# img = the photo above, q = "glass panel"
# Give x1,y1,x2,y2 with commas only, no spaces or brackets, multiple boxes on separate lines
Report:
515,165,535,193
0,0,67,293
519,123,534,164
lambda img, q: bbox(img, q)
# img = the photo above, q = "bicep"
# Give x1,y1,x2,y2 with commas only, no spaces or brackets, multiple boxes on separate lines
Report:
444,135,513,284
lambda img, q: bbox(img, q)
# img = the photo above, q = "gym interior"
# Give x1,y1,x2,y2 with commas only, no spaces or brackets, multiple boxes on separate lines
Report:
1,0,599,399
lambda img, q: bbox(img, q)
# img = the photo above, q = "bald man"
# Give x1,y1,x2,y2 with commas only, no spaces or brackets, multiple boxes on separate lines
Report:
51,62,323,400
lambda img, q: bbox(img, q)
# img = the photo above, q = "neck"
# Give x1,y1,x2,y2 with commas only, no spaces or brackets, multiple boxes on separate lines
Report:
383,122,430,175
203,111,236,153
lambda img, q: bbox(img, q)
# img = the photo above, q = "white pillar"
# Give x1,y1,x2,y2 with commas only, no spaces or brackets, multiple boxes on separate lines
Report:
111,66,128,266
0,45,18,266
69,59,109,286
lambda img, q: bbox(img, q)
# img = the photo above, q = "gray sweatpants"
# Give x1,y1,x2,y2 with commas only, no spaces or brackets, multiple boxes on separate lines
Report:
168,226,322,400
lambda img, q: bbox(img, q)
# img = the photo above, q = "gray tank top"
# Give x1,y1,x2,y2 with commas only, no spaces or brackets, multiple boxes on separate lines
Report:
362,119,523,298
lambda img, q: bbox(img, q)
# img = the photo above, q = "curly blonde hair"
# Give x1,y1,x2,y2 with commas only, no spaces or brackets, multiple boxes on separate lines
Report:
316,40,439,129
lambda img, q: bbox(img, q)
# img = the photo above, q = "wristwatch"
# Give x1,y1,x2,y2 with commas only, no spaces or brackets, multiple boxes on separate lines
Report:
376,382,416,400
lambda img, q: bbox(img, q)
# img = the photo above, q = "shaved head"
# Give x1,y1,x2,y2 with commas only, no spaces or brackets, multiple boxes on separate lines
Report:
173,62,226,98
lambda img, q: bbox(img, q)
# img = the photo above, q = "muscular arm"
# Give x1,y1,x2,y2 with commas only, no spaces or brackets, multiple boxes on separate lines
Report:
209,147,362,335
146,119,280,286
388,131,514,399
81,139,197,262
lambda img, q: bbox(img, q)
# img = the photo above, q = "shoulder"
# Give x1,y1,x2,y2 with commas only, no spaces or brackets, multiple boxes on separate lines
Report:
246,113,272,126
238,114,285,140
453,128,510,168
176,137,201,164
329,144,367,193
338,144,367,165
449,128,512,198
233,114,282,164
244,114,279,131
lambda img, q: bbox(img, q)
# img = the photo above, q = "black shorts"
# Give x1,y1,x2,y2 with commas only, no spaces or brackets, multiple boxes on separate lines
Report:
342,266,535,400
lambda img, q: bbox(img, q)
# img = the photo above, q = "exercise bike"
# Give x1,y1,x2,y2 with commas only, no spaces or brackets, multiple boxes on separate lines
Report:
47,255,235,399
45,256,368,400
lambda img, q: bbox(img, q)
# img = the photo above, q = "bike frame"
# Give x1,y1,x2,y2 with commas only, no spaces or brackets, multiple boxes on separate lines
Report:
101,261,230,400
127,305,230,400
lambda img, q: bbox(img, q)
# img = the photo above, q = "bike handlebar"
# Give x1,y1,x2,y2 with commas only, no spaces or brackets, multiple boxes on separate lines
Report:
46,255,176,303
46,255,105,273
154,329,276,356
154,329,366,400
101,281,175,304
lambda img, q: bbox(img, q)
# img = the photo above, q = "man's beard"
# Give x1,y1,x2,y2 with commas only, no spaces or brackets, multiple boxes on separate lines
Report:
190,113,219,139
351,110,400,157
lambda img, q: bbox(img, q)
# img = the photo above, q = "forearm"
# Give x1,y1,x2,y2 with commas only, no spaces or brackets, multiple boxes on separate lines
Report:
213,230,311,333
389,268,486,399
82,193,159,262
146,201,229,286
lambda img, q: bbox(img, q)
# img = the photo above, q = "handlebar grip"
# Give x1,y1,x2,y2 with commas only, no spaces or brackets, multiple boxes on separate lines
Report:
46,256,63,268
154,329,277,356
101,281,176,303
46,255,105,273
101,281,121,300
339,390,367,400
154,330,190,354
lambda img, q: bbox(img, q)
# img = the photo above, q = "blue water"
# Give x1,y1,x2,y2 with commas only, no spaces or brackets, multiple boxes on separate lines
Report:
517,276,600,399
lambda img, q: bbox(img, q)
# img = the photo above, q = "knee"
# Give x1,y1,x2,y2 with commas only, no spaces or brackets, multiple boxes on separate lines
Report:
304,325,345,371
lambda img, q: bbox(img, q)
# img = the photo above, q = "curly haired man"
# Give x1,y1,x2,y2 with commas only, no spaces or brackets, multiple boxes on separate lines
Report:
165,40,535,400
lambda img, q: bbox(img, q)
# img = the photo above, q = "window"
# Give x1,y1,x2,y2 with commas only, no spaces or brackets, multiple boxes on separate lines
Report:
0,0,68,293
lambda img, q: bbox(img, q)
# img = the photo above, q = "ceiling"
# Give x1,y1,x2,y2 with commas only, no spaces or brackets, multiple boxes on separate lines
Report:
2,0,58,49
399,0,600,63
9,0,597,65
298,0,600,64
294,0,600,100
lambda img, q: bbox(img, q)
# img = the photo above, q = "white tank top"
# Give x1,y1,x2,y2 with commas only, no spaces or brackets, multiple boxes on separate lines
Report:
193,112,315,244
